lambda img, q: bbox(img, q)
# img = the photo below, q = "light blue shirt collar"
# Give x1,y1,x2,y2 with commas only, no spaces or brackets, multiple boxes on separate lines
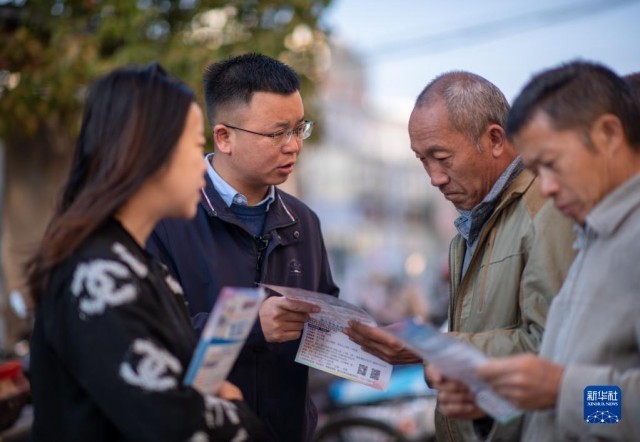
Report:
205,153,275,210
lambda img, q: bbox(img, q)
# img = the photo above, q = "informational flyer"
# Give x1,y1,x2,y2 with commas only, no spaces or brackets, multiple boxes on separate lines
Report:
386,318,521,423
261,284,392,391
184,286,266,395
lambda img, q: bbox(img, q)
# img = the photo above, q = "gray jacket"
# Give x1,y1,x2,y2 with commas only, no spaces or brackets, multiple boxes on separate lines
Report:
523,172,640,441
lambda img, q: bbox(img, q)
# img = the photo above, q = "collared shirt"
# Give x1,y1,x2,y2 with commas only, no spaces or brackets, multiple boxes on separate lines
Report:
454,156,525,276
205,153,275,209
523,171,640,441
550,170,640,329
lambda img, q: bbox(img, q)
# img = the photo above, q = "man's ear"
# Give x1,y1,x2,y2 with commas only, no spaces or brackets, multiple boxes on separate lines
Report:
591,114,625,155
486,124,507,158
213,124,233,155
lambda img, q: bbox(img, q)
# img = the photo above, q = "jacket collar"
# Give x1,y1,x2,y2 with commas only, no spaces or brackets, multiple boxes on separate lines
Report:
584,171,640,238
449,168,537,289
452,167,537,245
204,153,276,210
199,173,297,231
451,168,537,246
491,167,537,213
454,157,525,245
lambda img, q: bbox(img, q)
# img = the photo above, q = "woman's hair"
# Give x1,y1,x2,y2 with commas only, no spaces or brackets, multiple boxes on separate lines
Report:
27,63,195,304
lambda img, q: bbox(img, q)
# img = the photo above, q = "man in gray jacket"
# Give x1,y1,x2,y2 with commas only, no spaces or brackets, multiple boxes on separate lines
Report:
477,61,640,440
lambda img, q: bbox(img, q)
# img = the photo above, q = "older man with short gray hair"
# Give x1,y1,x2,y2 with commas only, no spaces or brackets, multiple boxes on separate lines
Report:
346,71,576,442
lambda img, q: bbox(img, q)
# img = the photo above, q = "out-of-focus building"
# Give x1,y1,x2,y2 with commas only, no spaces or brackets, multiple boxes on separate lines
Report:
297,41,457,323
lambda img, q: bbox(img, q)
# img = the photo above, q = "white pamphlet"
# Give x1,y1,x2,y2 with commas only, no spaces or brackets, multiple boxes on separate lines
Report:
261,284,392,391
184,286,266,395
386,318,521,423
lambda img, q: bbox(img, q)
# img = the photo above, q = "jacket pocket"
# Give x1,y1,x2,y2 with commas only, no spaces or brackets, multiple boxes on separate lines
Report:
474,251,525,328
476,229,497,312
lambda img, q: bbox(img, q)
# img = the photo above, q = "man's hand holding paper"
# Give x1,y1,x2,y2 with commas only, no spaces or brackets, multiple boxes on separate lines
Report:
476,354,563,410
426,365,486,420
259,296,320,343
260,284,393,390
383,318,521,423
344,321,422,365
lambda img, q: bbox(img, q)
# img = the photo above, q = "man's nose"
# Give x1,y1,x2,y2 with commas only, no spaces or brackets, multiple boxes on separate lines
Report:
282,135,301,154
429,169,450,188
538,168,559,197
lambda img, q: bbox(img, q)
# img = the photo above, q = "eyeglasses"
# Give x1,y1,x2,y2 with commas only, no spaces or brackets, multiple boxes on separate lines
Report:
223,120,314,147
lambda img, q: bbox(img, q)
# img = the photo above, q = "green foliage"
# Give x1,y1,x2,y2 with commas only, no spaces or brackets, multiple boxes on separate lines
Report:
0,0,332,144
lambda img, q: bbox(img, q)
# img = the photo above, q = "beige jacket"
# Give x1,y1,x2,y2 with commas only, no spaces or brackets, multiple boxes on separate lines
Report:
435,169,576,442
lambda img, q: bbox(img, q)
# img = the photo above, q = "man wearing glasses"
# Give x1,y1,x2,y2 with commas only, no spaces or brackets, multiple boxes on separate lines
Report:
148,53,339,442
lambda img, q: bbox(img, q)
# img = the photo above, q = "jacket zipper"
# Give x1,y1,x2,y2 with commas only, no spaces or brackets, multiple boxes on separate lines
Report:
477,228,498,312
254,235,271,283
452,191,523,331
448,239,459,330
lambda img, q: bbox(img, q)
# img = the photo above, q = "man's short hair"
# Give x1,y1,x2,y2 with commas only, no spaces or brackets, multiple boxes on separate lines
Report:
506,61,640,151
415,71,510,148
203,53,300,125
624,72,640,103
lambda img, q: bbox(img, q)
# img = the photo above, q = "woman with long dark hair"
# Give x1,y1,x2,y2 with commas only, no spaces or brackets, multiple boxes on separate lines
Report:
28,64,263,441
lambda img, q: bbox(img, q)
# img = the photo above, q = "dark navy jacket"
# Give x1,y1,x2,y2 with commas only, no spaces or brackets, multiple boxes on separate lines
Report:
147,176,339,442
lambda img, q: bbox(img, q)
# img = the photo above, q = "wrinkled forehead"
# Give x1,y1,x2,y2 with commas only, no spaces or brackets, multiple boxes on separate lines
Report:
409,112,478,157
409,103,450,139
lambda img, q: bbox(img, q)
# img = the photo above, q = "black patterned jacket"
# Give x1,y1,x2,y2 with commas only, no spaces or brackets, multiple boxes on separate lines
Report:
30,218,263,441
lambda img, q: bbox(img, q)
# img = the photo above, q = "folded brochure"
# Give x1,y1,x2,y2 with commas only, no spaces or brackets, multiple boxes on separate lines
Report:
261,284,392,391
184,286,266,395
386,317,521,423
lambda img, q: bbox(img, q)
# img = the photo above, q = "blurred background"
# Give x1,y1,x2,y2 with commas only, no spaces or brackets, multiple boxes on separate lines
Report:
0,0,639,436
302,0,640,321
